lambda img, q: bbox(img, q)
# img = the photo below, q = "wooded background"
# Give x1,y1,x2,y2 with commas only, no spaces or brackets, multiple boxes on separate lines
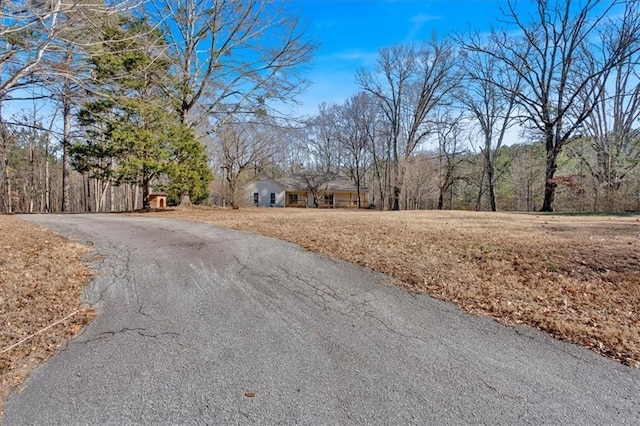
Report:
2,0,639,213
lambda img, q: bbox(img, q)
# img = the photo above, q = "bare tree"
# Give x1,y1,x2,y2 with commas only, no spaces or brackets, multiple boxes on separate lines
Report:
307,102,343,173
1,1,138,212
0,121,16,212
462,0,640,211
149,0,315,204
153,0,315,126
366,113,393,210
402,154,438,209
1,1,70,98
458,41,521,211
434,112,468,210
572,36,640,211
298,171,333,208
509,143,546,212
1,1,137,98
212,120,279,209
0,103,62,214
271,125,308,175
357,37,458,210
334,92,375,208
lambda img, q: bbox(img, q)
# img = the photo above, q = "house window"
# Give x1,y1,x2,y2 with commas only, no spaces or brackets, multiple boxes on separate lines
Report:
253,192,259,205
270,192,276,204
324,194,334,205
288,193,298,204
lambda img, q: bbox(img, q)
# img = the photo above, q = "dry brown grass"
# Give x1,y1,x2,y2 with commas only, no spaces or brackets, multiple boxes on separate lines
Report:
142,207,640,367
0,215,95,418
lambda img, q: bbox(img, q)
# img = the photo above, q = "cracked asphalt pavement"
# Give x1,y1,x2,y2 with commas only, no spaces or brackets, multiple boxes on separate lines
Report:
5,214,640,424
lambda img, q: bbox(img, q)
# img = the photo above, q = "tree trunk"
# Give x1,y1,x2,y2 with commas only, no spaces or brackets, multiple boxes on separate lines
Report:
179,192,192,206
449,182,454,210
5,166,11,214
110,182,114,212
45,138,51,213
227,174,238,209
1,126,12,213
98,180,109,212
142,178,150,210
93,179,100,211
28,136,35,213
372,156,384,210
391,185,400,211
61,90,71,212
487,156,497,212
355,163,361,208
134,185,139,210
86,176,92,212
391,161,400,211
475,169,485,211
541,138,560,212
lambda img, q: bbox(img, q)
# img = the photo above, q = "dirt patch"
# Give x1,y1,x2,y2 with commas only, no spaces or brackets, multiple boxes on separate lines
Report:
0,215,95,418
140,207,640,367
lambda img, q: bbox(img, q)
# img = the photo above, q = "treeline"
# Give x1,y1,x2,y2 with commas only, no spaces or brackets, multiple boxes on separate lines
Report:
0,0,313,213
297,0,640,213
210,1,640,213
2,1,640,213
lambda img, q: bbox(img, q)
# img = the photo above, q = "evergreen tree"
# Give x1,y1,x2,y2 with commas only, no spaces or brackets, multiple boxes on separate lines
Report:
72,16,212,209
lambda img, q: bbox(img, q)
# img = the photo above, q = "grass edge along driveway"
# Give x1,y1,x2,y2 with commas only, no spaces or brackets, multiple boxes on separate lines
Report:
0,215,95,418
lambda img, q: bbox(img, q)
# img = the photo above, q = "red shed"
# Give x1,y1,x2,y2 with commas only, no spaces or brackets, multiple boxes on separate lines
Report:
149,193,167,209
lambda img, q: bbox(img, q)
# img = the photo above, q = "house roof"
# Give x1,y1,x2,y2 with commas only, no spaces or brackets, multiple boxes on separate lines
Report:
274,172,366,192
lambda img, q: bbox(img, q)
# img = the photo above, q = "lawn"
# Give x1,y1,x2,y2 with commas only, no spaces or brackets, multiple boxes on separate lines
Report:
142,207,640,367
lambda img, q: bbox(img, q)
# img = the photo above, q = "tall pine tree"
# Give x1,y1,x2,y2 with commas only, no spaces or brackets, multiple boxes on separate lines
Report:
73,17,211,210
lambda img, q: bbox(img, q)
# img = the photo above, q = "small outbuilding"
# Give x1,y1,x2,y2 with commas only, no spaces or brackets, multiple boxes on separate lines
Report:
148,193,167,209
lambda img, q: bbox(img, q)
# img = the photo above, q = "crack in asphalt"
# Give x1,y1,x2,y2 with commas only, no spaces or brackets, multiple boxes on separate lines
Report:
227,254,531,401
231,252,438,344
83,241,133,306
232,254,249,277
137,304,153,317
73,327,180,345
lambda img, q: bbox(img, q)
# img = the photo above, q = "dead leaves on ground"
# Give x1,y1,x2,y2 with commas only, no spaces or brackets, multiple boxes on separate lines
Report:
0,216,95,417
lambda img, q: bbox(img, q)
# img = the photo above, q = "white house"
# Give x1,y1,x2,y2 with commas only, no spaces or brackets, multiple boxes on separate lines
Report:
245,173,368,208
245,176,288,207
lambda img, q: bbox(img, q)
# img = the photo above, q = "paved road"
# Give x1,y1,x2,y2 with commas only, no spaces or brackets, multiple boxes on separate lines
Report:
5,214,640,424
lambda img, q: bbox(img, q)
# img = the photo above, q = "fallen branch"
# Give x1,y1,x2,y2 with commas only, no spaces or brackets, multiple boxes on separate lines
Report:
1,311,79,355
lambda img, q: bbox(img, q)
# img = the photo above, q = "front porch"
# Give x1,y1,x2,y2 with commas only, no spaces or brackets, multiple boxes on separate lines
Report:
285,191,310,207
285,191,367,208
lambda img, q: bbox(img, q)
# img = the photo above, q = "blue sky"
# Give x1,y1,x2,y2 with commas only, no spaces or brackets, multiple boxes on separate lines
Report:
292,0,504,116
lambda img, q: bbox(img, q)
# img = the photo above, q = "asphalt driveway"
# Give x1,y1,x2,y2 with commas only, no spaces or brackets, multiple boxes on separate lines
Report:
4,214,640,424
